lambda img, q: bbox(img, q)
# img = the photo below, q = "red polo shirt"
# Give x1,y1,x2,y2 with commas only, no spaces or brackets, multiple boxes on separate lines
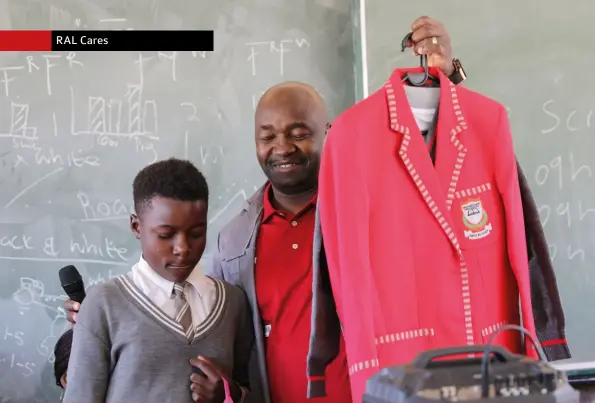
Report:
255,184,351,403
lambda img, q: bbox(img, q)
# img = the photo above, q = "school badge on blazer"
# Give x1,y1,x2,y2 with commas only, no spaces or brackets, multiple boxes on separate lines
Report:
461,198,492,240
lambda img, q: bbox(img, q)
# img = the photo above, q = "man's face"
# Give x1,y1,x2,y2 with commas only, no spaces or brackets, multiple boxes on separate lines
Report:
130,197,207,283
255,89,326,194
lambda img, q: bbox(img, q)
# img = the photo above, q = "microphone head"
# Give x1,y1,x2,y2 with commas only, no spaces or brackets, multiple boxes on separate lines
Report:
59,265,82,286
59,265,86,303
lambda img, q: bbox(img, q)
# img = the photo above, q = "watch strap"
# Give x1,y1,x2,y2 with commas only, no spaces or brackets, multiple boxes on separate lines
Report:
448,58,467,85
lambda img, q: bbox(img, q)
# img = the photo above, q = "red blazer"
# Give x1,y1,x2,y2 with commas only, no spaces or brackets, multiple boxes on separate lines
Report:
309,68,540,403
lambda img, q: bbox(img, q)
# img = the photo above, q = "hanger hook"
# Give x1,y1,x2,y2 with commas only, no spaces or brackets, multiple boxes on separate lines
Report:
401,32,428,68
400,32,430,86
400,32,412,53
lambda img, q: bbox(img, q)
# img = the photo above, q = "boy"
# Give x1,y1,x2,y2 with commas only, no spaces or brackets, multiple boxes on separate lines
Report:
54,328,73,390
62,158,253,403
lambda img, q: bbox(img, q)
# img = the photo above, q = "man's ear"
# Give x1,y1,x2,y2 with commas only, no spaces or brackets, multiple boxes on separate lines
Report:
60,373,67,389
130,214,140,239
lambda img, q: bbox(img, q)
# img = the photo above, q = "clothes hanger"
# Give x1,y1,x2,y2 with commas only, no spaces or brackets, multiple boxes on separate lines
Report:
400,32,439,87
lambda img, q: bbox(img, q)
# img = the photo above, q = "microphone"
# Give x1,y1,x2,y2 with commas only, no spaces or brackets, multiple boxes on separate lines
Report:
59,265,86,303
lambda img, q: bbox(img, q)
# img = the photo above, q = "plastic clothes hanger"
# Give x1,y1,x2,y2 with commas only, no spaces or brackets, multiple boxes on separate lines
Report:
400,32,439,87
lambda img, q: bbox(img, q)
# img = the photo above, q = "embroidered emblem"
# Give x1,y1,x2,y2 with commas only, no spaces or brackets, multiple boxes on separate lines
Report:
461,198,492,239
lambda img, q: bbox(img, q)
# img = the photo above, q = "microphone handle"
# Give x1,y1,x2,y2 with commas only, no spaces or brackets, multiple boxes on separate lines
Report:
68,290,86,304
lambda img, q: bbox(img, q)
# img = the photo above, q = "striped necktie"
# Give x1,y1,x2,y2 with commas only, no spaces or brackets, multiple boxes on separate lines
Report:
173,282,193,340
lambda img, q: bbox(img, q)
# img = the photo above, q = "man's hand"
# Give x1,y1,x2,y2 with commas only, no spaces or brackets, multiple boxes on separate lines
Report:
409,16,454,76
64,299,80,324
189,356,227,403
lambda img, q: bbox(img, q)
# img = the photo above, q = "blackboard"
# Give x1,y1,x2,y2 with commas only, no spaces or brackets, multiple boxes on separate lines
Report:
0,0,356,400
361,0,594,363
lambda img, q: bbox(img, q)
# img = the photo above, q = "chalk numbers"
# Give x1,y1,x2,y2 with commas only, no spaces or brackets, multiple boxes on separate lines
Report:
534,153,594,264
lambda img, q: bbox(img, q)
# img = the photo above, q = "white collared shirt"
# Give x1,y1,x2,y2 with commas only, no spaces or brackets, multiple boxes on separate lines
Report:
128,256,217,326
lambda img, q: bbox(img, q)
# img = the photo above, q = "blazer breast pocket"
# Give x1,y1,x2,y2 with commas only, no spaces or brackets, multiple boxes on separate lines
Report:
453,182,505,250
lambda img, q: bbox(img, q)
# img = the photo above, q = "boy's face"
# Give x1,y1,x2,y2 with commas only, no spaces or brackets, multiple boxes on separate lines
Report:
130,197,208,283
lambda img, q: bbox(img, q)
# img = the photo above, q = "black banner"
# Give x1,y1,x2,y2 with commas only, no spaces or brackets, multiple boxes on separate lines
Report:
51,30,214,51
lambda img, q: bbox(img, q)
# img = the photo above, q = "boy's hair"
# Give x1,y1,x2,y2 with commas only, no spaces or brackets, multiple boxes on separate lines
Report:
132,158,209,215
54,328,73,388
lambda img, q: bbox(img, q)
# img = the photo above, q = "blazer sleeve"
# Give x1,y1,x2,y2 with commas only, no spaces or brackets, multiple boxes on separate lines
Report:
516,161,571,360
307,137,342,399
493,106,539,359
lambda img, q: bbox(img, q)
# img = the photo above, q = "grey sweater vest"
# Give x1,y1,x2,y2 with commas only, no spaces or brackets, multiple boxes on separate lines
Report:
62,275,254,403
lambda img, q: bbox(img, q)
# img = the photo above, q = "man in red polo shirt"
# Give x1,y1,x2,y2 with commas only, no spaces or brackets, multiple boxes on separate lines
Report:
249,83,352,403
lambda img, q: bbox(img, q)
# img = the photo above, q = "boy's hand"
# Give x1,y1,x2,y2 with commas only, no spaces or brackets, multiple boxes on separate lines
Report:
64,299,80,324
189,356,227,403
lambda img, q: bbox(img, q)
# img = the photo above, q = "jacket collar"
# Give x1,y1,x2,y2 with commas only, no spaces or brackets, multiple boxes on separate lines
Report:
242,182,268,214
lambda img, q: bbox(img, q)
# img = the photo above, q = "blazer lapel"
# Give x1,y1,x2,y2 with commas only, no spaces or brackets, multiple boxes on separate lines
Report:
385,69,462,257
432,77,470,213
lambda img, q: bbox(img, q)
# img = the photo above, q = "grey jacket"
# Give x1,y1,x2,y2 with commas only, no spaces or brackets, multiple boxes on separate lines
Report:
204,185,270,403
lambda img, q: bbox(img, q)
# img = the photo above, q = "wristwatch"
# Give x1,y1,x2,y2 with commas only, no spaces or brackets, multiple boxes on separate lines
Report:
448,58,467,85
